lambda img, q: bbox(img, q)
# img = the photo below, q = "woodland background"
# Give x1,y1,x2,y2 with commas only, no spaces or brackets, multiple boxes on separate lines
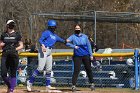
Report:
0,0,140,49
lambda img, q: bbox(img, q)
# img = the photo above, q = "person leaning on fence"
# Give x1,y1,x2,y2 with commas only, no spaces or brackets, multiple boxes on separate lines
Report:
27,42,38,76
66,24,95,92
88,37,99,54
26,20,68,92
0,20,23,93
88,37,101,70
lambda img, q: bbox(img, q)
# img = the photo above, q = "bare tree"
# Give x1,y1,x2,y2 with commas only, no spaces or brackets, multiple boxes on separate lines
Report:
0,0,139,48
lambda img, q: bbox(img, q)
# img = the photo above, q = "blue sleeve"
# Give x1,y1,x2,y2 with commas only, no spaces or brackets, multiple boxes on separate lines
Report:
86,36,93,57
67,35,73,42
66,35,75,48
56,35,65,43
66,43,75,48
39,31,48,45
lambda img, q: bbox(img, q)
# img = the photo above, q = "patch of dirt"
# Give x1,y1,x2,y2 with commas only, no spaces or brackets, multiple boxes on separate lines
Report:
0,86,139,93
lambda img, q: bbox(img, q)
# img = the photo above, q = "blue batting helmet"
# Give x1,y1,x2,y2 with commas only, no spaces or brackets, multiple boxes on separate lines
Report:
47,20,57,27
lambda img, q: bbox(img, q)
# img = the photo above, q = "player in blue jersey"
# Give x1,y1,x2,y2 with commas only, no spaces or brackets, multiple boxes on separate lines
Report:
66,24,95,92
26,20,66,92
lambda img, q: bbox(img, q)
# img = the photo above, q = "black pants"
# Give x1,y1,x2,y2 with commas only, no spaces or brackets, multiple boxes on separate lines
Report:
72,55,93,85
1,52,19,78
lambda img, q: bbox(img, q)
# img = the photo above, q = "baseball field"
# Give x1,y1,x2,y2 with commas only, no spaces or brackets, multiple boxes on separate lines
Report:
0,86,140,93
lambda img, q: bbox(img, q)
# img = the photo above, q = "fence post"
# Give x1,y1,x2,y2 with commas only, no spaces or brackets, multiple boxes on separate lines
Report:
72,59,74,74
134,49,139,90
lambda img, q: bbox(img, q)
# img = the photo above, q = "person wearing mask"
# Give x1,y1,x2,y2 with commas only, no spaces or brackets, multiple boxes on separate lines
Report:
26,20,67,92
66,24,95,92
0,20,23,93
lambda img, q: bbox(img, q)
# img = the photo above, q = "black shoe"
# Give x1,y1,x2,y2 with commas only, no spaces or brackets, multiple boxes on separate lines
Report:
71,85,76,92
90,83,95,91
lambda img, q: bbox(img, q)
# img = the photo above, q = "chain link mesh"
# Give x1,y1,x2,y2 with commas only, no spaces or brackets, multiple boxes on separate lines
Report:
0,56,132,89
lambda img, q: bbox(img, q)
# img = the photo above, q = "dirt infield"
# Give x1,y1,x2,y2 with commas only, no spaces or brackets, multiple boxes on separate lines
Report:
0,86,140,93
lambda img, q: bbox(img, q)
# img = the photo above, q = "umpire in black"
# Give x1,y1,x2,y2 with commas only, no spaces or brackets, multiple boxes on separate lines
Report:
0,20,23,93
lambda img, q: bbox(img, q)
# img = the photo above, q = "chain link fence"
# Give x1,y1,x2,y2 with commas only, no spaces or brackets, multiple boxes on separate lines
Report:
0,49,136,89
0,56,135,89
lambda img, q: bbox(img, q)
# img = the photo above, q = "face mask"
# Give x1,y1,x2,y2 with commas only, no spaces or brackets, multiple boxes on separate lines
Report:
8,24,15,29
49,26,56,32
7,22,15,29
75,30,81,34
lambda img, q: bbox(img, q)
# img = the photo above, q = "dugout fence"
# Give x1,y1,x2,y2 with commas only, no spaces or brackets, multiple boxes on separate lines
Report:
0,49,140,90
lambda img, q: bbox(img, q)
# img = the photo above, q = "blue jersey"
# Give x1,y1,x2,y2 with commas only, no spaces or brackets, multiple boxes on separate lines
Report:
39,30,65,48
67,33,93,57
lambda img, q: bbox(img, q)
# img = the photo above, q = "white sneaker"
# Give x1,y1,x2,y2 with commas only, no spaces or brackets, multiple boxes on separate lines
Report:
46,85,56,90
71,85,76,92
27,80,32,92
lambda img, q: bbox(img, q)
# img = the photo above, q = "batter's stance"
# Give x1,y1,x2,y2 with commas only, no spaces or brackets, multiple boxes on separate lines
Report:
27,20,66,92
0,20,23,93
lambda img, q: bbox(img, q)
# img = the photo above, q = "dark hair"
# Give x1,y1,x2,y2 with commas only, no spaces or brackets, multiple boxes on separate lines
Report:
75,24,81,27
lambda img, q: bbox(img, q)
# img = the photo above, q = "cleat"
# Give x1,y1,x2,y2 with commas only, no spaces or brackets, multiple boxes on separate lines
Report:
9,89,14,93
26,80,32,92
9,92,13,93
90,83,95,91
46,85,56,90
71,85,76,92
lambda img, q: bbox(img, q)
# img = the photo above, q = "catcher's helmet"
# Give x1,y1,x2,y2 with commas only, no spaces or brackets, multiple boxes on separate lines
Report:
47,20,57,27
